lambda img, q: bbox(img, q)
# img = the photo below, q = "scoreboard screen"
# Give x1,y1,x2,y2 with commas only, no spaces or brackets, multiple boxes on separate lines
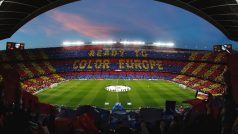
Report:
6,42,25,51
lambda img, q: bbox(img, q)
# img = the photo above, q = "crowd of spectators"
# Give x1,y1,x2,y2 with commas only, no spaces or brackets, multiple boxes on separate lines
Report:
0,45,227,63
59,71,176,80
13,62,56,80
50,59,186,73
21,74,65,94
181,62,226,84
172,75,225,95
0,94,237,134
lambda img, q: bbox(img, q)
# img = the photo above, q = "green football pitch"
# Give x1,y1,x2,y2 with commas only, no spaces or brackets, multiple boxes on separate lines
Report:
36,79,196,110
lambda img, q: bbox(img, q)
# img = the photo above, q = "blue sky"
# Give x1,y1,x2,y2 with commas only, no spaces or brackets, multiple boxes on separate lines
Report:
0,0,237,50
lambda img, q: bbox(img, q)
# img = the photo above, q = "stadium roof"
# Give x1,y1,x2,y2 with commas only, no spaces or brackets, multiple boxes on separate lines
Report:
0,0,238,41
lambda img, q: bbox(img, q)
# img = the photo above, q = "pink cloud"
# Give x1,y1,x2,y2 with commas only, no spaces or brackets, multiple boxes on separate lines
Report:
42,26,60,36
50,10,120,39
124,16,171,37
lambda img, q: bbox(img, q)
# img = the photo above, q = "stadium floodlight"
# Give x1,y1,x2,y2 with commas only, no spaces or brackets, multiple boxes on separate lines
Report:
152,42,175,47
221,45,231,54
120,40,145,45
0,0,4,6
62,41,85,46
91,40,117,45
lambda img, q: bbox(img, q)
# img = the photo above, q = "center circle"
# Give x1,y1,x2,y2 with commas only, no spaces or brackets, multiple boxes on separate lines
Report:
105,85,131,92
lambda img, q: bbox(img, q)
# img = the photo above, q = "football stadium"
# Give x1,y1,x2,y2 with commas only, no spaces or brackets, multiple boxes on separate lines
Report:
0,0,238,134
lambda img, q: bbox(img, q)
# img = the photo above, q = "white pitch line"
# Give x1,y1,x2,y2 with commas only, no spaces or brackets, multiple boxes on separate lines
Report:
116,92,119,103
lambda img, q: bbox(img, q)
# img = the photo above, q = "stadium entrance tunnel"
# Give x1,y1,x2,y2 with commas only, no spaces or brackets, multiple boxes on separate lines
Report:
105,85,131,92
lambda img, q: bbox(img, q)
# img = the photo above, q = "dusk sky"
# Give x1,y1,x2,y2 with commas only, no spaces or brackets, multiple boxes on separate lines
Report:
0,0,237,50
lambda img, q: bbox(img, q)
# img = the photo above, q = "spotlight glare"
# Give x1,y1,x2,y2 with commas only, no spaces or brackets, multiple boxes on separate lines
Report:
62,41,85,46
120,41,145,45
152,42,175,47
91,40,117,45
0,0,4,6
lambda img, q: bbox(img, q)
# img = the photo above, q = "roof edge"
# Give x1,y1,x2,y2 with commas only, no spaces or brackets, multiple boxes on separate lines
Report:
155,0,236,41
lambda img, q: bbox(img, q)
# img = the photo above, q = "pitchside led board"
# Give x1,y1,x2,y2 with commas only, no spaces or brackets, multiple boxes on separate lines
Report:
6,42,25,51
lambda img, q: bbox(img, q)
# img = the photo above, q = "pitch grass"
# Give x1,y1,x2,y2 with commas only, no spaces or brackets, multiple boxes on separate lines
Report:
36,79,196,110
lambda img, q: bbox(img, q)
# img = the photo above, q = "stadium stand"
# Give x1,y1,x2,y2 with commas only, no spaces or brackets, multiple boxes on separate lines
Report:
21,74,65,94
0,46,230,133
0,46,226,96
172,75,225,95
